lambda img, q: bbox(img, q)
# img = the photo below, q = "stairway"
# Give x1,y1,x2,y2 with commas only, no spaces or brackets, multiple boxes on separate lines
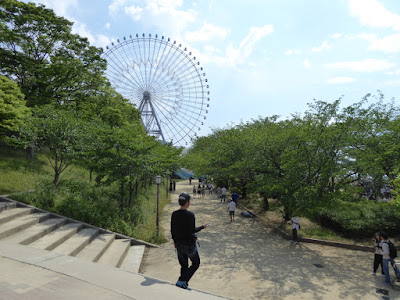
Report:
0,196,153,273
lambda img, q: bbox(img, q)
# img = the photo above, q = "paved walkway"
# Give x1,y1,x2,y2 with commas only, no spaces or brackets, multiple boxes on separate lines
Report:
141,181,400,300
0,225,226,300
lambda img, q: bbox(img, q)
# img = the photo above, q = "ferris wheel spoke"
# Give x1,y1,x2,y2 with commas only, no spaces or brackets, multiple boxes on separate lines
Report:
113,43,147,89
105,54,143,90
146,38,163,88
104,34,210,145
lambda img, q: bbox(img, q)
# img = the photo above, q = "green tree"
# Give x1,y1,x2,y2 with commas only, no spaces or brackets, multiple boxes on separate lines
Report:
0,0,106,107
0,75,30,139
19,106,96,185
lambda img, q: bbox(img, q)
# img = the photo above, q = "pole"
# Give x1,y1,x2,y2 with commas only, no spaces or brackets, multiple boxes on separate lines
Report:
156,182,160,237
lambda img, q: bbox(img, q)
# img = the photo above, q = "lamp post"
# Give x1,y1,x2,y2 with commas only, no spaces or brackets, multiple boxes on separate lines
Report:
155,175,161,237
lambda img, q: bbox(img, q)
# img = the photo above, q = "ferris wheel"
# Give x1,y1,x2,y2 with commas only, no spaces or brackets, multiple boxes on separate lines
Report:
103,33,210,146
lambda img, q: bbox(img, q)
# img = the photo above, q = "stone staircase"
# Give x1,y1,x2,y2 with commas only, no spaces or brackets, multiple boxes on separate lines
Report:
0,196,155,273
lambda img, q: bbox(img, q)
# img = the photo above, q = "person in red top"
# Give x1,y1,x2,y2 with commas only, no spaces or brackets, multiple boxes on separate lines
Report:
171,193,209,289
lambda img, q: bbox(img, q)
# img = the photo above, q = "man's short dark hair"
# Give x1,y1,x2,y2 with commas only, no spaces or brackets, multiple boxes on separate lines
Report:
381,232,388,240
178,193,191,206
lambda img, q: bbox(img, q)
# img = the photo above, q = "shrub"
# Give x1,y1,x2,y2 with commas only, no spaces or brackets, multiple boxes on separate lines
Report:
313,200,400,238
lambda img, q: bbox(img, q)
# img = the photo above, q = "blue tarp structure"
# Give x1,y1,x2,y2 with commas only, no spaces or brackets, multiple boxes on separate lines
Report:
173,168,195,180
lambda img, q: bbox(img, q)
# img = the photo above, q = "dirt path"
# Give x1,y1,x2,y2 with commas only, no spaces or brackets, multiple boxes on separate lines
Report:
140,181,400,299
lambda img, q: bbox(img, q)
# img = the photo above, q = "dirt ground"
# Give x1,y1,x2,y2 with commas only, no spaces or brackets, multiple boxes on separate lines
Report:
140,181,400,300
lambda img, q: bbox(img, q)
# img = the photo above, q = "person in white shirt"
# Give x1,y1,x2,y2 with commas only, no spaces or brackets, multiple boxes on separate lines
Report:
291,216,300,244
371,232,384,276
227,199,236,222
381,232,400,285
221,187,227,203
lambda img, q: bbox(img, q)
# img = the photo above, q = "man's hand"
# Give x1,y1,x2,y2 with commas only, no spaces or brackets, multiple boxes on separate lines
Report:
203,223,210,229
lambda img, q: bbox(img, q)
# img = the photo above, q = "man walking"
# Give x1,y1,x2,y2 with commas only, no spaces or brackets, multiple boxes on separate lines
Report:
291,216,300,244
227,199,236,222
171,193,209,289
221,186,227,203
381,232,400,285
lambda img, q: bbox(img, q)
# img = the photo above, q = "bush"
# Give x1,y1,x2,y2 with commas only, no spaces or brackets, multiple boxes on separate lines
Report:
313,200,400,238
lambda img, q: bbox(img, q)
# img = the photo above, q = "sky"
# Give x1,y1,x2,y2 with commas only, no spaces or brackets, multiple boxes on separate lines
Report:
22,0,400,140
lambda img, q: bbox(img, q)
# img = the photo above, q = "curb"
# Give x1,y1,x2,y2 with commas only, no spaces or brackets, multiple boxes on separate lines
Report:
237,203,376,253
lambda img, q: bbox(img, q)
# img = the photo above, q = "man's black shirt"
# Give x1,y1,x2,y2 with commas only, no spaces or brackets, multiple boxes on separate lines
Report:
171,209,204,245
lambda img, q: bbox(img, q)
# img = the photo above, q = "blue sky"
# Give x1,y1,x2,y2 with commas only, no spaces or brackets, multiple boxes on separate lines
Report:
23,0,400,140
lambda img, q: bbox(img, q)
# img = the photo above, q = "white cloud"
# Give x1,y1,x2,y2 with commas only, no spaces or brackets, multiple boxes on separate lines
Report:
384,79,400,86
303,59,311,69
108,0,130,15
224,25,274,66
185,23,229,42
109,0,197,38
368,33,400,53
199,25,273,68
325,58,395,72
125,5,143,21
387,69,400,75
327,77,357,84
348,0,400,30
36,0,78,16
311,41,330,52
332,33,342,39
105,22,111,30
284,49,301,55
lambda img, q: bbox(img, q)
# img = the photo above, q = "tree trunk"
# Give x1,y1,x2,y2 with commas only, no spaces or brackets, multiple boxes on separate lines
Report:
263,196,269,211
26,146,35,159
89,168,93,182
53,172,60,186
120,181,125,211
129,180,133,207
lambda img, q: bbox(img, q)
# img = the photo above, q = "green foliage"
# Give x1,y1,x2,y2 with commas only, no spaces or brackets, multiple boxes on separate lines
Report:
11,177,171,243
0,0,106,107
313,200,400,238
184,96,400,236
0,75,30,139
17,106,98,185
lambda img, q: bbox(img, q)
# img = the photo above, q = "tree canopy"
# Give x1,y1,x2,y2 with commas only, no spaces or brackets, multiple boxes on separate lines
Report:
0,0,106,107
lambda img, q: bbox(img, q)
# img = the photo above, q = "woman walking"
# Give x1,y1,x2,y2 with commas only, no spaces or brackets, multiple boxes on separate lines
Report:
371,232,384,276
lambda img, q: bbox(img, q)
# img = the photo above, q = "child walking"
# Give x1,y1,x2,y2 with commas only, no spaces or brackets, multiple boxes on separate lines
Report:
227,199,236,222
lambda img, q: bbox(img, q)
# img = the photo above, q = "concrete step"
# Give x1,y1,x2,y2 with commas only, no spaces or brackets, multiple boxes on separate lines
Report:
121,245,146,273
53,227,99,256
0,207,33,225
0,201,17,212
3,218,67,245
0,212,49,240
98,238,131,268
76,233,115,262
30,222,84,251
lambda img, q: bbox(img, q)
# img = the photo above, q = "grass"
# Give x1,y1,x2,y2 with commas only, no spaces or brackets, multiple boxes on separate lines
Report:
0,145,170,244
238,193,378,246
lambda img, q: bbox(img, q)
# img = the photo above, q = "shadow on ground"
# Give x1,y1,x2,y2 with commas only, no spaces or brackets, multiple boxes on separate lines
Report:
141,181,400,300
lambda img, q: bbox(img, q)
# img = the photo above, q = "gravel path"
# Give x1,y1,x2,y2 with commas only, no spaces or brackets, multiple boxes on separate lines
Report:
141,181,400,299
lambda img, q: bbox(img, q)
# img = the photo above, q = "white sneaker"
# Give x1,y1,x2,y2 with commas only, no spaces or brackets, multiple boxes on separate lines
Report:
370,272,376,276
380,274,386,277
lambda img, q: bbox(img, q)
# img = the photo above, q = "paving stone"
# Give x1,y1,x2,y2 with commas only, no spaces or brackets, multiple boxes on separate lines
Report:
75,233,115,262
3,218,67,245
97,238,131,268
0,207,33,225
0,213,49,240
53,227,99,256
121,245,146,273
29,223,83,251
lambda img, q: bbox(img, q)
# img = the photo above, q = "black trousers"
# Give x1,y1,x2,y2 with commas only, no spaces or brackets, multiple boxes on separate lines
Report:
176,244,200,283
373,253,384,274
292,228,298,242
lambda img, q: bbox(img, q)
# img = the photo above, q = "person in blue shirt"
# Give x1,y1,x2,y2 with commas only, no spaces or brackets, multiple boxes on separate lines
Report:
231,192,239,205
